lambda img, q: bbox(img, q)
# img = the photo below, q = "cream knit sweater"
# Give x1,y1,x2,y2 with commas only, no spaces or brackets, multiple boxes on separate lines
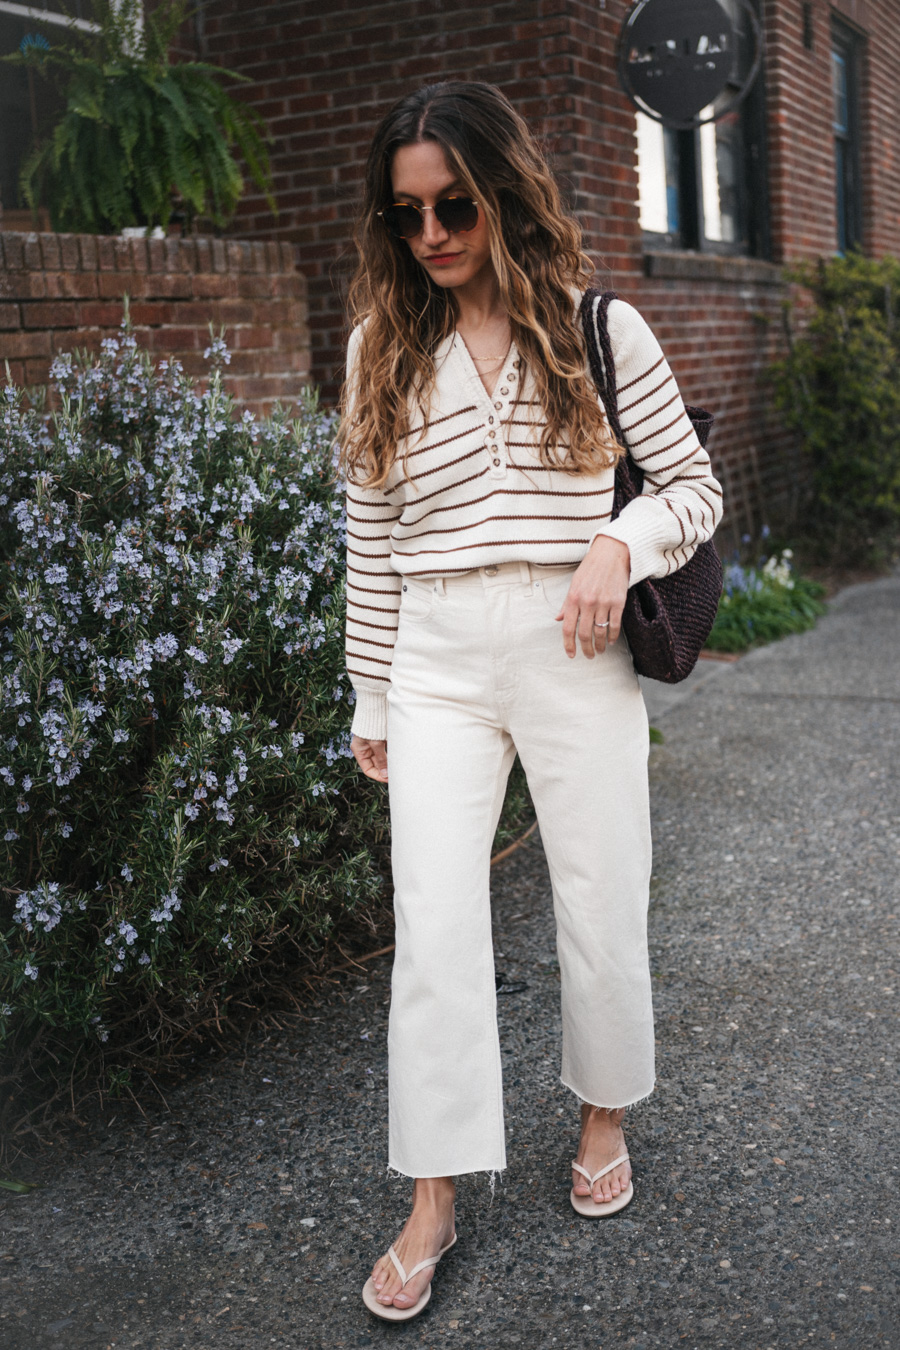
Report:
344,295,723,740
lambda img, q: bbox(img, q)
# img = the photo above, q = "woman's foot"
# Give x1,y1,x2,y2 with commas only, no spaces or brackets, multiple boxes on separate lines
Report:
370,1176,456,1311
572,1103,632,1205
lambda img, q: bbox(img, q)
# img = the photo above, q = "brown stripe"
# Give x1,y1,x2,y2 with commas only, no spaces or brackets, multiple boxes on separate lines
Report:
403,424,482,458
347,617,399,632
403,405,478,439
393,536,593,559
345,509,400,525
616,355,665,395
406,447,484,482
400,483,615,529
625,409,692,450
409,465,490,506
346,667,390,683
346,493,401,510
347,634,397,651
630,427,696,464
346,528,394,541
620,390,680,434
346,547,398,562
347,579,401,593
663,496,687,546
619,372,674,415
395,510,613,541
347,600,401,614
346,651,393,668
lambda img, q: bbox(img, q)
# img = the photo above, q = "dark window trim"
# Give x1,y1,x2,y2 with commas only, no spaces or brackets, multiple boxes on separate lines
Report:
831,18,864,253
638,0,769,261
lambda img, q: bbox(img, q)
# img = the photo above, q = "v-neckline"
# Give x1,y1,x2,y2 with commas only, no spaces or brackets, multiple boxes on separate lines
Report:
454,333,517,401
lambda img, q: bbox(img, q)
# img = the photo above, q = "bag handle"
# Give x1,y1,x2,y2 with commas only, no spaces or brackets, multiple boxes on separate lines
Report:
579,287,643,519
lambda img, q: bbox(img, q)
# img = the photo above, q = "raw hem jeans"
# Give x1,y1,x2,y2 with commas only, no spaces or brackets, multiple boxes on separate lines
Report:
385,560,655,1178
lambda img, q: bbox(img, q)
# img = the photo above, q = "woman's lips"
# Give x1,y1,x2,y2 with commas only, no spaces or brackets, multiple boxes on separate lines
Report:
426,253,463,265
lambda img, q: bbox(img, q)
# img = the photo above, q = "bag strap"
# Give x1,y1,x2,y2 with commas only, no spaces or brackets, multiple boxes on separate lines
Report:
579,287,643,517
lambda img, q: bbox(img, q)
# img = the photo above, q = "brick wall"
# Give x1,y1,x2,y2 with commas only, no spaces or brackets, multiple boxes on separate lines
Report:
0,232,309,416
192,0,900,542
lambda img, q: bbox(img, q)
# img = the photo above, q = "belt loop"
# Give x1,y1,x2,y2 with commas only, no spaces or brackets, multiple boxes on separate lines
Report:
519,560,533,593
433,576,446,595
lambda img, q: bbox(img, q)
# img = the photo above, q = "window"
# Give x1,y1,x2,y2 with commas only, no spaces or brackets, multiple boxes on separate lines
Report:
831,21,862,254
635,0,768,258
0,2,98,219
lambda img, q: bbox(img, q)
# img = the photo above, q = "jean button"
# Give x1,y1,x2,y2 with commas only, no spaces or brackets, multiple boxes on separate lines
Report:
484,564,499,575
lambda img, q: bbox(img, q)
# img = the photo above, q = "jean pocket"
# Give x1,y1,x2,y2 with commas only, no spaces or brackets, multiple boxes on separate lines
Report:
398,578,436,623
534,567,577,616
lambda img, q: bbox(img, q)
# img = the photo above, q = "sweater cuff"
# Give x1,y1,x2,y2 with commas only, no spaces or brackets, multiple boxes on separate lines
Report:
591,498,675,587
350,688,389,741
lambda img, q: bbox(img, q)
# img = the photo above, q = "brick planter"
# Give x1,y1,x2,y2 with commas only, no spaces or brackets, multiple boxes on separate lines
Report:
0,232,310,417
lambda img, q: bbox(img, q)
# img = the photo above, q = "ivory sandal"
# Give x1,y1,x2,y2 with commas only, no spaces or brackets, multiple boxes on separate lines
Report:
361,1232,457,1321
570,1152,634,1217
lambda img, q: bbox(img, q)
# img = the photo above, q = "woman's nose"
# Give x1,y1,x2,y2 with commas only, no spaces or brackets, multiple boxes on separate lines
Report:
421,207,450,246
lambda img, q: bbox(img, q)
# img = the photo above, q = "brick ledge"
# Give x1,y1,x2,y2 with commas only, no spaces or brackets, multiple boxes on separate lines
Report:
644,252,784,286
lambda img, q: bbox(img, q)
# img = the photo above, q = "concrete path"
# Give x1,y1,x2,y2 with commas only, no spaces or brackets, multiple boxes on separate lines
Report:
2,574,898,1349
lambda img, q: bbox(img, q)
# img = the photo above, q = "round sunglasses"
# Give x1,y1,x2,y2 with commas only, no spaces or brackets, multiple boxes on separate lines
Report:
378,195,480,240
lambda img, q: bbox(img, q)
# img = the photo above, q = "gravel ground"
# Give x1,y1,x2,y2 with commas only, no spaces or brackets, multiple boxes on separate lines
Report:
2,573,898,1350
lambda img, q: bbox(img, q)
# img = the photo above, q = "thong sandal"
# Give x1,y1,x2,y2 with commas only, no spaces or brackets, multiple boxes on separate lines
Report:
362,1232,457,1321
570,1152,634,1217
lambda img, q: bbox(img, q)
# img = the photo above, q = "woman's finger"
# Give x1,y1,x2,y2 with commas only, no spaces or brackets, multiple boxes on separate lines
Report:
578,606,599,659
607,601,624,645
592,612,611,654
351,735,388,783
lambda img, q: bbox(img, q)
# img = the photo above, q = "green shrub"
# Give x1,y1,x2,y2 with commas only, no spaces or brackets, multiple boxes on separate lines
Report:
0,327,391,1103
706,546,826,653
7,0,274,233
774,251,900,563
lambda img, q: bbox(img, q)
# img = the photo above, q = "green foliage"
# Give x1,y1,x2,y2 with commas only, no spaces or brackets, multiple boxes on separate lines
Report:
0,324,536,1129
0,326,387,1080
773,251,900,563
706,549,827,653
6,0,275,233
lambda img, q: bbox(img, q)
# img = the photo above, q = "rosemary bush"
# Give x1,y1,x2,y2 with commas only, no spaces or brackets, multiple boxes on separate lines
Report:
774,251,900,564
0,327,389,1089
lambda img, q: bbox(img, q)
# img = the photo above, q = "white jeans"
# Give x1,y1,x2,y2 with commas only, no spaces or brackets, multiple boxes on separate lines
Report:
385,559,655,1178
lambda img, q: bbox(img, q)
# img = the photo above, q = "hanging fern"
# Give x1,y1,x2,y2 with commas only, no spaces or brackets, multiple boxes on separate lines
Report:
5,0,275,233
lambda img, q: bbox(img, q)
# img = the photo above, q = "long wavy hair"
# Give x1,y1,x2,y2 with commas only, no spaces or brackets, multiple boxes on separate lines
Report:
339,81,622,488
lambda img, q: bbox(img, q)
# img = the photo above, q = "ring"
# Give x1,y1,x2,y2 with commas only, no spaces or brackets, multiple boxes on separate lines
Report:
593,620,609,629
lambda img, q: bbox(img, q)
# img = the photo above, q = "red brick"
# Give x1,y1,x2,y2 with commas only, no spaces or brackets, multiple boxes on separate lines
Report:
0,331,51,359
96,237,116,271
78,235,98,270
21,302,80,329
0,303,21,329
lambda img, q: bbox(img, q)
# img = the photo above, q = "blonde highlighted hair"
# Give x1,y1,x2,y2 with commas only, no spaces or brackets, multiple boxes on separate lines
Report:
339,81,622,489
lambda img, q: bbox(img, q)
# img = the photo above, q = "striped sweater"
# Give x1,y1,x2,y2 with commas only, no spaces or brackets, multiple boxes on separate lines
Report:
344,295,723,740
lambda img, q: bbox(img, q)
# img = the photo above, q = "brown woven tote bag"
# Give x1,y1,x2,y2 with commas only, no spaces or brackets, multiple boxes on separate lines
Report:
580,288,723,684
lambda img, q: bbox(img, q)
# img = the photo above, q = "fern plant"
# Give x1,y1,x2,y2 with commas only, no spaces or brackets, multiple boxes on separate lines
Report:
6,0,275,234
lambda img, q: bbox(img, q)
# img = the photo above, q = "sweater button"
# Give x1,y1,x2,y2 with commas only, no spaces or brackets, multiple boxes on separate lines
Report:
488,415,494,424
494,401,502,410
493,457,500,466
500,387,509,395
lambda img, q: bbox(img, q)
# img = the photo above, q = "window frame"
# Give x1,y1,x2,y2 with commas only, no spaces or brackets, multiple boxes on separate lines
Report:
636,0,769,260
831,18,863,255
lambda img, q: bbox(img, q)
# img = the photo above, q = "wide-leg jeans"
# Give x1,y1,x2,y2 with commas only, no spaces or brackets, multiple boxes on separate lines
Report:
385,559,655,1178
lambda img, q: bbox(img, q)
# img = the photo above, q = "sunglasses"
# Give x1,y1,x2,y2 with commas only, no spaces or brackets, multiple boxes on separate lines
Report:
378,196,480,240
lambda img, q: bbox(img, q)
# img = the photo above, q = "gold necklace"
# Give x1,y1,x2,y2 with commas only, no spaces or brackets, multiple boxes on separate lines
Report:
465,337,511,362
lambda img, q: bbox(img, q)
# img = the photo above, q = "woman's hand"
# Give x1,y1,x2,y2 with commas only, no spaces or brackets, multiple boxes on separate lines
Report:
351,735,388,783
555,535,631,658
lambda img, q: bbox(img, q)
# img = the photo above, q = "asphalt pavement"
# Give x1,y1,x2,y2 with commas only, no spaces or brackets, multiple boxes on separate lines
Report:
1,571,898,1350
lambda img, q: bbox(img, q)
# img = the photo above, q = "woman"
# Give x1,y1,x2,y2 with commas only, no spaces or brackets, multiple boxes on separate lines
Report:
339,81,722,1321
